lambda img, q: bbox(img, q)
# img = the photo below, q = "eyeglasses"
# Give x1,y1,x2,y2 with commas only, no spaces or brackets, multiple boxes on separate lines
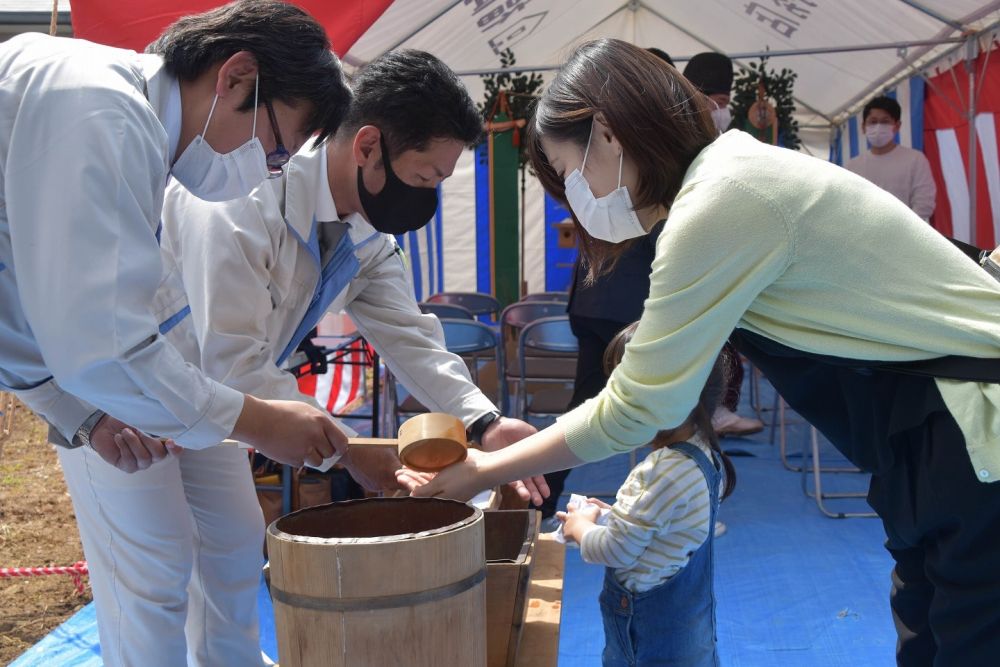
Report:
264,99,291,179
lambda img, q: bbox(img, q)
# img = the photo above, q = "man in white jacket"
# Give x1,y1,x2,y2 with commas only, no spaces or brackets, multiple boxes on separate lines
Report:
49,50,545,666
0,1,352,476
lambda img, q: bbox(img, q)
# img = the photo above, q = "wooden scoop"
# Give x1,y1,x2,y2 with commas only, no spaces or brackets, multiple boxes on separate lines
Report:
344,412,469,473
175,413,469,473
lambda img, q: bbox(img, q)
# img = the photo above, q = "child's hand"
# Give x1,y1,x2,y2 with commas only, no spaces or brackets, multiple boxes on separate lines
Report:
587,497,612,510
556,504,600,543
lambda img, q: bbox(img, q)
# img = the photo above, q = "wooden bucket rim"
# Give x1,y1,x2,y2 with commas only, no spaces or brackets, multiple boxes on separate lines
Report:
266,496,483,546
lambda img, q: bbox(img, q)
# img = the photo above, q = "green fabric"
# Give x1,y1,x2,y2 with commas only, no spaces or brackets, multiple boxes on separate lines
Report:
490,112,520,307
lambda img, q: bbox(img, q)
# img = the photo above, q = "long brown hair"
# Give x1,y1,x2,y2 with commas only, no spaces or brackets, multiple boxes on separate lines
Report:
603,322,737,500
527,39,717,281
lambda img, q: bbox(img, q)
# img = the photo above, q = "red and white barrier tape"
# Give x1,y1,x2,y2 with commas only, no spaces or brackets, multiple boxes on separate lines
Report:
0,561,89,595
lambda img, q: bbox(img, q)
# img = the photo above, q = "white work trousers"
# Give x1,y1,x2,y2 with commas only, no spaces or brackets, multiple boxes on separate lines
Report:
57,443,266,667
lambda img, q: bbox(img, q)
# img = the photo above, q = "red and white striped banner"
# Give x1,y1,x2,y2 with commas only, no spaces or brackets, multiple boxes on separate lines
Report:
924,42,1000,249
296,339,367,415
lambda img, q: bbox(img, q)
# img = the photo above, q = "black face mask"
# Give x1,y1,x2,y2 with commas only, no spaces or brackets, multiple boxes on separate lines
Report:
357,134,439,235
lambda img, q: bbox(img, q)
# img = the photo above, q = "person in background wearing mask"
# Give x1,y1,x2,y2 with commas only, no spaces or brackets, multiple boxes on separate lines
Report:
847,95,936,221
0,3,352,666
401,39,1000,666
684,51,765,439
36,49,543,666
538,47,669,528
685,51,734,135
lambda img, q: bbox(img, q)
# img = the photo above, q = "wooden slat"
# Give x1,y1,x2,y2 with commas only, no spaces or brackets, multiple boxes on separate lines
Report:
513,533,564,667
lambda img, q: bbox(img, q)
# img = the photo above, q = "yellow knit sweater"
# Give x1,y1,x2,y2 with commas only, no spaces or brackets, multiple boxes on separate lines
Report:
560,130,1000,482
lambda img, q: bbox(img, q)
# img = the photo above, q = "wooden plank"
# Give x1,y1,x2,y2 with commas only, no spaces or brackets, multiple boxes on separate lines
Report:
513,533,564,667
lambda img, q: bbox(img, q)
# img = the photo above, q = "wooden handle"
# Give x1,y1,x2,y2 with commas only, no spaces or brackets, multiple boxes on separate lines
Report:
346,437,399,448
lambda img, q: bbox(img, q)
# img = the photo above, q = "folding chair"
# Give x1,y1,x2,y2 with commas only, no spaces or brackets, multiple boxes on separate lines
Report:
426,291,501,321
500,300,571,416
801,426,877,519
388,318,502,429
418,301,475,320
517,316,577,419
520,291,570,303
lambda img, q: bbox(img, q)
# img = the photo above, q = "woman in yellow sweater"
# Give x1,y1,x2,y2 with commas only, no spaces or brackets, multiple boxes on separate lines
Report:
399,39,1000,666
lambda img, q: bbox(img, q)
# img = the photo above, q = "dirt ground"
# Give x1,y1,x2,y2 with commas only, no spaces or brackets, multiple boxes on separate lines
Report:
0,399,90,665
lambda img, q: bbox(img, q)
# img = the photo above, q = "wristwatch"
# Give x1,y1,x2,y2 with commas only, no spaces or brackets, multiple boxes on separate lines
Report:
71,410,105,449
467,410,501,444
981,253,1000,283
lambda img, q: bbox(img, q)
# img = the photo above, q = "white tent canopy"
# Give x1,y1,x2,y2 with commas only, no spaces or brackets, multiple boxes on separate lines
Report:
346,0,1000,127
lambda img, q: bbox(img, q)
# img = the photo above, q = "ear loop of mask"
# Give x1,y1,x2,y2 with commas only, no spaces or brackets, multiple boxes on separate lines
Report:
581,119,624,188
200,73,260,142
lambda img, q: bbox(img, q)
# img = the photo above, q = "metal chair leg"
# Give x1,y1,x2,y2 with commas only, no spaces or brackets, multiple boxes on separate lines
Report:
802,427,877,519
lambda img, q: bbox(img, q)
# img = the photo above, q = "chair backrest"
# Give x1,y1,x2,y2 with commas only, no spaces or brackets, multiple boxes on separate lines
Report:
418,302,475,320
426,291,501,318
440,318,500,355
517,316,578,417
520,291,570,304
518,316,578,359
500,301,569,372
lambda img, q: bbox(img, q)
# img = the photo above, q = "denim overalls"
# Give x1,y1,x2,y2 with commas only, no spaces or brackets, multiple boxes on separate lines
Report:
599,442,723,667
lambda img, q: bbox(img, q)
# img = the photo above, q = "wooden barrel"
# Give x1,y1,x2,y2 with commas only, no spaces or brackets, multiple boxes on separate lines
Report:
266,497,487,667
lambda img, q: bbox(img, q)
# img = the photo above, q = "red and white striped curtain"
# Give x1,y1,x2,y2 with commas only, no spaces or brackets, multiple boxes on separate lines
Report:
296,340,367,415
923,42,1000,248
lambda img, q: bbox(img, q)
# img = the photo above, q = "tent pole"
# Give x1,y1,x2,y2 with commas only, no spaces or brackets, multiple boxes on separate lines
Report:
453,37,965,78
966,35,978,246
894,0,966,31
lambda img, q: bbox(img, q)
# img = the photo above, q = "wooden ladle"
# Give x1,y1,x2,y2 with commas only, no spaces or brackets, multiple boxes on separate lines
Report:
345,412,469,472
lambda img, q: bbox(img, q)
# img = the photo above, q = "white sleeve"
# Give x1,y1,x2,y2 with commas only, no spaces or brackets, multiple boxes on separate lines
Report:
344,237,497,426
163,188,322,411
911,152,937,221
5,87,244,447
12,378,96,446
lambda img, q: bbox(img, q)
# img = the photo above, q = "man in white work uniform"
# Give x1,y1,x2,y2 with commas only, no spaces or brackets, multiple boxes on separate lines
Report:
42,49,546,666
0,2,355,666
847,95,937,221
0,0,352,474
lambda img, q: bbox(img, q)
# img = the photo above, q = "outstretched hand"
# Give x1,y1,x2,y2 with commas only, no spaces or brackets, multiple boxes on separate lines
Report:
479,417,549,506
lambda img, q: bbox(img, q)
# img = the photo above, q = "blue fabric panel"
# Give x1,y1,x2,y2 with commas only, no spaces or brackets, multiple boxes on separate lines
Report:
848,116,860,158
474,143,491,295
909,76,926,151
544,194,577,292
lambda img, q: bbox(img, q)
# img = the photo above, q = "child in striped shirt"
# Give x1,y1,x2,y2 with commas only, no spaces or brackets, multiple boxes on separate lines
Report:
557,322,736,667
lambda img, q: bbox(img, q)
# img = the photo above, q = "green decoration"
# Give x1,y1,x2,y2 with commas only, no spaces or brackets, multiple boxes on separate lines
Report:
478,49,545,305
730,57,800,150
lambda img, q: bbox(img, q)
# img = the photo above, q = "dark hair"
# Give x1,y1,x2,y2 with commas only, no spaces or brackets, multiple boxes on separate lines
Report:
339,49,483,155
527,39,717,281
863,95,901,123
603,322,737,500
147,0,351,145
646,47,674,67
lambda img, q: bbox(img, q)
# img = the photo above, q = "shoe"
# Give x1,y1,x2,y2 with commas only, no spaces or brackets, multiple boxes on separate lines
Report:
713,520,727,538
712,406,764,437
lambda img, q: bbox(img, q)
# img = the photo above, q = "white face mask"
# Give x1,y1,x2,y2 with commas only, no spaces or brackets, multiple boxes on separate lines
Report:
710,106,732,134
171,74,270,202
563,123,647,244
865,123,895,149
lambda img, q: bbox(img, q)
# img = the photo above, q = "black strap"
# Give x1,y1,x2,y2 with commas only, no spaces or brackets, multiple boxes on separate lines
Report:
732,329,1000,384
270,567,486,612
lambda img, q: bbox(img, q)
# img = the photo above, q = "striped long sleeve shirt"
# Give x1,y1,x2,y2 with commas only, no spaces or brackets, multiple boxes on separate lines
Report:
579,436,718,593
